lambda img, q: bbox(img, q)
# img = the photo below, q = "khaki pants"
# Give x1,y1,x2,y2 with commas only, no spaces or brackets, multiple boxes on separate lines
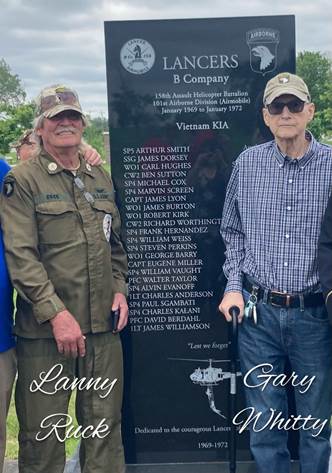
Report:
0,347,17,473
16,333,125,473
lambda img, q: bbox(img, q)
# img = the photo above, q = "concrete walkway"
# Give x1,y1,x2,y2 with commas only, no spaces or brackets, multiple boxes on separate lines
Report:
4,437,332,473
3,460,299,473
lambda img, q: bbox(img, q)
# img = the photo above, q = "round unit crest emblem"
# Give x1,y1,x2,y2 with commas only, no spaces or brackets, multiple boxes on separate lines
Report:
120,38,155,75
48,162,58,172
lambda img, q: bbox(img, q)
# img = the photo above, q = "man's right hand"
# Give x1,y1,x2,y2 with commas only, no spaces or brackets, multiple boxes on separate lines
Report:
218,291,244,323
50,310,86,358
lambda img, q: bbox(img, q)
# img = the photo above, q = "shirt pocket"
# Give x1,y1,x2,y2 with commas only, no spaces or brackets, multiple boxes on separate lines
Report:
36,201,79,244
90,200,116,242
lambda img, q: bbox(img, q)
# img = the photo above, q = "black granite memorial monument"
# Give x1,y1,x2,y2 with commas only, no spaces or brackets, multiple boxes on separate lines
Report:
104,15,295,465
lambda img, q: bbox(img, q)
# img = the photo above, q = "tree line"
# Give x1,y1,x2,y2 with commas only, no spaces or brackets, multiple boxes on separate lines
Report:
0,58,108,158
1,52,332,156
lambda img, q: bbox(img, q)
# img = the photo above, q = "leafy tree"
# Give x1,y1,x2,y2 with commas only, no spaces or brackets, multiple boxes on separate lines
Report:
83,115,108,161
297,51,332,139
0,103,34,154
0,58,32,154
0,58,26,107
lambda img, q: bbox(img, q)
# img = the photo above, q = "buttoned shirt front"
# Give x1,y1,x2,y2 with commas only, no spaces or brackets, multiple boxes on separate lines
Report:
221,132,332,294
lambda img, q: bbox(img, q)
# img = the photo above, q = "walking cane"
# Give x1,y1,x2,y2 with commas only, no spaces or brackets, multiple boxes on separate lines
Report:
228,305,240,473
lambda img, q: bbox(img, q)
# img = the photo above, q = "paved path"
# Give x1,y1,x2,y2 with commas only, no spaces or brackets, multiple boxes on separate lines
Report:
5,436,332,473
2,459,302,472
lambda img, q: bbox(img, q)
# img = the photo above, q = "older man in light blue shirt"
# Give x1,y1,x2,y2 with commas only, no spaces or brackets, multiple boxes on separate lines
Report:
219,73,332,473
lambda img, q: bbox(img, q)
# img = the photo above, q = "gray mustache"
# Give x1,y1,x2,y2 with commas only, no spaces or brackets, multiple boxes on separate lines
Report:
57,127,77,133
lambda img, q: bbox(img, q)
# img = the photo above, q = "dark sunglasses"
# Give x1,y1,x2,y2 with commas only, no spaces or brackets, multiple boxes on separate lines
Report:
49,110,82,121
266,99,306,115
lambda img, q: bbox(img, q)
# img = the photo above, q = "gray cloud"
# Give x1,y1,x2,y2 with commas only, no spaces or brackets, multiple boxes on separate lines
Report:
1,0,331,116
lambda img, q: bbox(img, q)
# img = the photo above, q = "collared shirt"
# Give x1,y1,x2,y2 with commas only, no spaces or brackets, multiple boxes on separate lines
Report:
0,158,14,352
221,132,332,294
0,151,128,338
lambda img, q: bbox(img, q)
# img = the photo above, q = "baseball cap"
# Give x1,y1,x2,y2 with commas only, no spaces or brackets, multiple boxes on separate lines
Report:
11,129,34,149
263,73,311,105
34,84,86,119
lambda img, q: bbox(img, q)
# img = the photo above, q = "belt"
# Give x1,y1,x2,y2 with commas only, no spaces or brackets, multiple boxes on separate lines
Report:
243,277,324,309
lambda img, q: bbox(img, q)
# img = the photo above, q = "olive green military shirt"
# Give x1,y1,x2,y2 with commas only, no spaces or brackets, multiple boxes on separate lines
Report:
0,150,128,338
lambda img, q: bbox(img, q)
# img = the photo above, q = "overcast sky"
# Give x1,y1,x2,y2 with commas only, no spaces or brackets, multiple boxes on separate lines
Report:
1,0,331,116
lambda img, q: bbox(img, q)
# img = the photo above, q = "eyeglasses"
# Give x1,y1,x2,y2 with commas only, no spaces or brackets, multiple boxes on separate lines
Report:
266,99,307,115
40,91,79,114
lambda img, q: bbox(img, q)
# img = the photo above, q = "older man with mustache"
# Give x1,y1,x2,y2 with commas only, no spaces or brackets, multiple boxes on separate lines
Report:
0,84,128,473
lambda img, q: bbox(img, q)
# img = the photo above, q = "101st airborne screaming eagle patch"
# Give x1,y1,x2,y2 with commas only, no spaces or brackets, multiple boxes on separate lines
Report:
3,181,14,197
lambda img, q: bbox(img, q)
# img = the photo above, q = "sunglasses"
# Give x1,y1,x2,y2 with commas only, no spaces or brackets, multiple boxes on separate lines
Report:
266,99,306,115
49,110,82,121
40,91,79,114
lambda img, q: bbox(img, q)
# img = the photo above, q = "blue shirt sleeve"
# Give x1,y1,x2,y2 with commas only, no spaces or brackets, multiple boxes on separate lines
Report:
0,158,11,185
0,158,14,352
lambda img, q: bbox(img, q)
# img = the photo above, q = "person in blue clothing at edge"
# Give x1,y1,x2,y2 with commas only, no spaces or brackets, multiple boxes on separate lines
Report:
0,135,101,473
0,156,15,473
218,72,332,473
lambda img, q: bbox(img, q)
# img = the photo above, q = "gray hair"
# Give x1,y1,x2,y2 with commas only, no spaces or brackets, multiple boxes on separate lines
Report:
33,113,89,149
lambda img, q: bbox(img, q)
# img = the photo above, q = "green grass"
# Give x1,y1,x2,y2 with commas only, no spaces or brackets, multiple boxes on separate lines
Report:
1,153,17,167
6,384,80,460
5,388,19,459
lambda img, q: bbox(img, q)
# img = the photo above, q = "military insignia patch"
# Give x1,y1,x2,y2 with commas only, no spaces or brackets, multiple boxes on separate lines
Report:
48,162,58,172
3,182,14,197
246,28,280,75
103,214,112,241
279,76,289,84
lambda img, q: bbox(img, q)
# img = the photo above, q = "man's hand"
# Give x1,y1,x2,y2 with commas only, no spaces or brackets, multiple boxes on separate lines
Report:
218,291,244,323
82,145,102,166
112,293,129,332
50,310,86,358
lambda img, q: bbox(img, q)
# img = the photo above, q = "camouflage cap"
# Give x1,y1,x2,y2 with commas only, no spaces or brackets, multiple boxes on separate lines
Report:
263,72,311,105
34,84,86,119
11,129,34,149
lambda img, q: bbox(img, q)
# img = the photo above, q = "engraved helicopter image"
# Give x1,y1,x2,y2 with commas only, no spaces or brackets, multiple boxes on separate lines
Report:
169,358,242,419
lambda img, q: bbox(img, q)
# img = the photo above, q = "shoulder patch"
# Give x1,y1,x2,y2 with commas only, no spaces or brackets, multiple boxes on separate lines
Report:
3,181,14,197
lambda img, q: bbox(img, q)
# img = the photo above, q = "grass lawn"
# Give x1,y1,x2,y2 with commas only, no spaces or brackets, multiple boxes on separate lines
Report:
6,384,80,460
